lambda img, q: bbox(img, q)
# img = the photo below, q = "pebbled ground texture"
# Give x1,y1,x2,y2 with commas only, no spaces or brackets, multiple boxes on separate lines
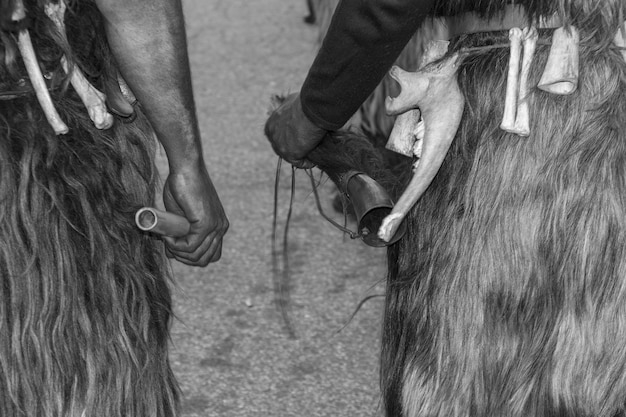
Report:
162,1,389,416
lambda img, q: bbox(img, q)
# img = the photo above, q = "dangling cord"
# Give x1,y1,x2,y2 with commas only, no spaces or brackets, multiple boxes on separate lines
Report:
304,170,385,334
271,157,297,339
333,292,385,336
306,169,362,240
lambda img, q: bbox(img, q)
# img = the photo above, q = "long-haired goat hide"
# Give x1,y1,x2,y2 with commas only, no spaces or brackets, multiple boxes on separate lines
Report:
0,1,179,416
381,1,626,416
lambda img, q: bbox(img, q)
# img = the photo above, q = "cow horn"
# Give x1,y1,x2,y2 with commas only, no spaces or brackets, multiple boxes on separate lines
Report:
379,52,464,242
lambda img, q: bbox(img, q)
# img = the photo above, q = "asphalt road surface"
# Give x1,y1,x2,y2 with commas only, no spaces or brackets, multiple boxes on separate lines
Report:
164,1,389,416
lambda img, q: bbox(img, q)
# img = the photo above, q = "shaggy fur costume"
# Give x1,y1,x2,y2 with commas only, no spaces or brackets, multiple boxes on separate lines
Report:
304,0,626,416
381,1,626,416
0,1,178,416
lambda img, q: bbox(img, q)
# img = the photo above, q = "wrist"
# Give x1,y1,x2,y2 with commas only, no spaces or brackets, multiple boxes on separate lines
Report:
167,151,205,175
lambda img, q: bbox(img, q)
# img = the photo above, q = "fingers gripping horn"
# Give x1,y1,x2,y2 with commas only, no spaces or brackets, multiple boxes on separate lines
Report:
378,52,464,242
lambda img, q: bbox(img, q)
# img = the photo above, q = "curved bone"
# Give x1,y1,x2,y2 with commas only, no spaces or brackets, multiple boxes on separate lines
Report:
500,28,523,132
385,40,448,158
45,1,114,130
14,0,69,135
538,26,579,95
512,27,538,137
379,53,464,242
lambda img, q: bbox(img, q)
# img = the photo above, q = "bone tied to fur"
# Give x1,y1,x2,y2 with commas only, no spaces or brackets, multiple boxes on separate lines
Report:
44,0,114,130
500,28,523,133
501,26,539,136
379,44,464,242
538,26,580,94
10,0,134,135
13,0,69,134
378,21,590,241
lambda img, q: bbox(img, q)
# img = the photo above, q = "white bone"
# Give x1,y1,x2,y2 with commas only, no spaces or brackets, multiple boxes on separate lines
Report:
500,28,523,133
413,119,424,159
11,0,25,20
61,56,114,129
537,26,579,95
511,27,538,137
386,109,421,157
379,53,464,242
45,1,114,130
385,40,449,158
13,0,69,135
418,40,450,68
614,21,626,62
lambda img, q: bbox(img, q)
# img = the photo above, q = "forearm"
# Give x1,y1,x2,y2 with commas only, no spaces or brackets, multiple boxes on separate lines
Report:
301,0,436,131
95,0,203,173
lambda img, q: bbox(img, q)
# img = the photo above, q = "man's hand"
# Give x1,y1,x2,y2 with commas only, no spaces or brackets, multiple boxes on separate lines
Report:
264,93,327,168
162,163,229,266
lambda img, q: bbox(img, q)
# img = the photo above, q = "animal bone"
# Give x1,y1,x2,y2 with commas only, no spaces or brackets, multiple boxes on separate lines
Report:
512,27,538,136
500,28,523,133
386,109,422,157
379,53,465,242
14,0,69,135
537,26,579,95
418,40,450,68
385,40,448,159
45,0,114,129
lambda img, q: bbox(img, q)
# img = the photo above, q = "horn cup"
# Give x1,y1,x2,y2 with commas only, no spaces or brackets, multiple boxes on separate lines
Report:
340,171,406,247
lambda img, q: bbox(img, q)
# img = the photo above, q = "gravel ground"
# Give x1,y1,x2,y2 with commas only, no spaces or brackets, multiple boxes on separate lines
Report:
165,1,388,416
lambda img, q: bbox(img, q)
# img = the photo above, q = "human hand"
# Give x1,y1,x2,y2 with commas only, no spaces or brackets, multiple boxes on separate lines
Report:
264,93,327,168
161,162,229,266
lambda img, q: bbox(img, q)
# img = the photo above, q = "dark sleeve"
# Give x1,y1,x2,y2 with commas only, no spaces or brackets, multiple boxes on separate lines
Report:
300,0,436,131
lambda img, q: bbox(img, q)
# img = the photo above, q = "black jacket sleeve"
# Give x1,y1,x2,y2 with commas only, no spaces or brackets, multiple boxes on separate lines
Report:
300,0,436,131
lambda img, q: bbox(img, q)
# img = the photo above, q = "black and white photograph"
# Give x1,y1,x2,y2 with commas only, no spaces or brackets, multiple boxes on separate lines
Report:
1,1,626,416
